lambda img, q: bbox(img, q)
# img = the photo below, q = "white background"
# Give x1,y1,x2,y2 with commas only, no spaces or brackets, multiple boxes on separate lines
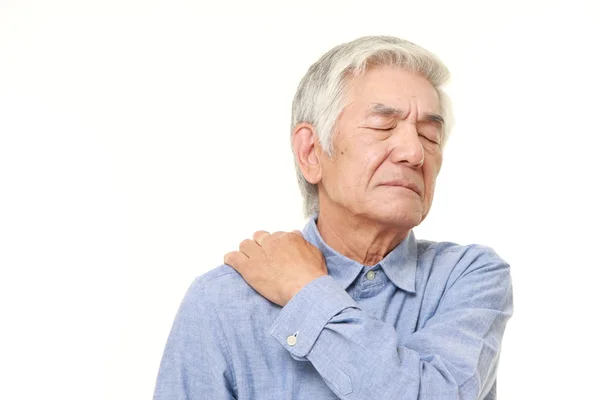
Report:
1,0,599,398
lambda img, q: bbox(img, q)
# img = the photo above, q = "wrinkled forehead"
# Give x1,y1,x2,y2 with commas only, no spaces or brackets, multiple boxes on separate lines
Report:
342,66,441,115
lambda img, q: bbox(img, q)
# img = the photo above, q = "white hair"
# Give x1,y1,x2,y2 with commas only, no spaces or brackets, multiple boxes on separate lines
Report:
290,35,454,218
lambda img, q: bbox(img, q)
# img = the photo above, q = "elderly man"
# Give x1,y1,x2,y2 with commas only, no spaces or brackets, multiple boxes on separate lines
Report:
154,36,513,400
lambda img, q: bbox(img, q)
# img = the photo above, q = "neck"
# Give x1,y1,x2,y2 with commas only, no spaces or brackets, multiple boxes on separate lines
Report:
315,207,410,267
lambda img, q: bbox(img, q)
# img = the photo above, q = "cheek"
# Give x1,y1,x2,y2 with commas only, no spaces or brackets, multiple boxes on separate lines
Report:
342,142,382,182
362,143,390,176
423,159,442,199
426,176,437,200
329,135,391,194
322,157,354,195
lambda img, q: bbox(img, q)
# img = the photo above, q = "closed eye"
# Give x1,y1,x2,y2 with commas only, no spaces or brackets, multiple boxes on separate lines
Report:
369,127,440,144
419,133,439,144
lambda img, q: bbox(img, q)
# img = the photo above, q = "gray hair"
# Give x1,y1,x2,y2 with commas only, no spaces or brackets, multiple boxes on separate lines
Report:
290,35,454,217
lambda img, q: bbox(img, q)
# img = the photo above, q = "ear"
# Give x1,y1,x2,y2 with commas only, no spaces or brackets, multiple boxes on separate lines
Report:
292,123,322,185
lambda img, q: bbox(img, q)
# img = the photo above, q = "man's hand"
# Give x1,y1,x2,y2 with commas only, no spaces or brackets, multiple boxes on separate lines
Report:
224,230,328,307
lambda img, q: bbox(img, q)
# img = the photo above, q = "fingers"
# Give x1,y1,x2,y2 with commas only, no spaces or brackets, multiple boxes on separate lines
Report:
239,238,262,258
252,230,270,246
236,230,302,260
224,251,248,269
226,229,305,271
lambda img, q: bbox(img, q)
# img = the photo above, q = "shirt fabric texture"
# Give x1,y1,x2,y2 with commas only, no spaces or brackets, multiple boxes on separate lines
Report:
153,213,513,399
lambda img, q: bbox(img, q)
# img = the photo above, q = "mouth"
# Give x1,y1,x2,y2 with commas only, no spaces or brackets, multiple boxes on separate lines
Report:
380,180,421,196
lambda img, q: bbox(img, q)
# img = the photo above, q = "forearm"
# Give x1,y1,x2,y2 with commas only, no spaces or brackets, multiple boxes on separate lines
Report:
270,275,511,399
306,307,487,399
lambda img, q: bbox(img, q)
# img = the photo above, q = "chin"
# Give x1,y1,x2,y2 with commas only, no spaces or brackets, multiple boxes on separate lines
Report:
369,203,423,228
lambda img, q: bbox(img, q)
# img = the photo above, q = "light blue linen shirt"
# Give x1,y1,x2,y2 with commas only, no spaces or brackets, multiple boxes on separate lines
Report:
154,214,513,399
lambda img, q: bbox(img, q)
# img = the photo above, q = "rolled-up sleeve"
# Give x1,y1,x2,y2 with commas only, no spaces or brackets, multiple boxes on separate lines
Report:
153,278,237,400
269,246,513,399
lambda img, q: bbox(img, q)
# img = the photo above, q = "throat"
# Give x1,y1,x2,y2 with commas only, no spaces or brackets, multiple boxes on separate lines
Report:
315,213,408,266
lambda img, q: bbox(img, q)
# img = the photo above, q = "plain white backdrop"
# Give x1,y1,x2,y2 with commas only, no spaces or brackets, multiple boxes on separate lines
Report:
1,0,599,398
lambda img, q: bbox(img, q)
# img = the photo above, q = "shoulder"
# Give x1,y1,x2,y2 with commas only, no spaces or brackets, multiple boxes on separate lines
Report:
183,264,274,312
194,263,242,288
416,239,513,317
416,239,511,287
418,239,507,264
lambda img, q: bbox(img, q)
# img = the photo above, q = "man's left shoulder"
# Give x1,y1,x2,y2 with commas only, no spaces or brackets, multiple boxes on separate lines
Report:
418,238,506,261
416,238,510,282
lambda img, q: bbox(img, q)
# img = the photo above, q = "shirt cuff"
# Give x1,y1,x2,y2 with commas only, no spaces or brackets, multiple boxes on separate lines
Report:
269,275,359,358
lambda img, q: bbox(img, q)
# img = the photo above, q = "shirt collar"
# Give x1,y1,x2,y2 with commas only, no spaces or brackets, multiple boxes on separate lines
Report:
302,213,418,294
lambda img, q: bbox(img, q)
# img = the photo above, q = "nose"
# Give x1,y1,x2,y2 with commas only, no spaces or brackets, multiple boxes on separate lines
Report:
389,123,425,167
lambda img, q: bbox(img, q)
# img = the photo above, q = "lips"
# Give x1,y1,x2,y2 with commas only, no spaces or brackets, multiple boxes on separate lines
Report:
380,180,422,196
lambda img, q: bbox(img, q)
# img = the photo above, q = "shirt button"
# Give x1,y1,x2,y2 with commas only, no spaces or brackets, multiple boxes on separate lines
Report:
286,335,297,346
366,270,376,280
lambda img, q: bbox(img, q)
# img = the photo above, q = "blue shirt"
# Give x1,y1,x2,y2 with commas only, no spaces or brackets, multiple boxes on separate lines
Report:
153,214,513,399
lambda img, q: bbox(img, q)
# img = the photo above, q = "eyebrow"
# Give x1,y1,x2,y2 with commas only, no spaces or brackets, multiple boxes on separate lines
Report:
366,103,445,126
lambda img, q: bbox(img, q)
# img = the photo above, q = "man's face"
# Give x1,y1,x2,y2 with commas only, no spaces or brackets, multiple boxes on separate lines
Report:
317,66,444,228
